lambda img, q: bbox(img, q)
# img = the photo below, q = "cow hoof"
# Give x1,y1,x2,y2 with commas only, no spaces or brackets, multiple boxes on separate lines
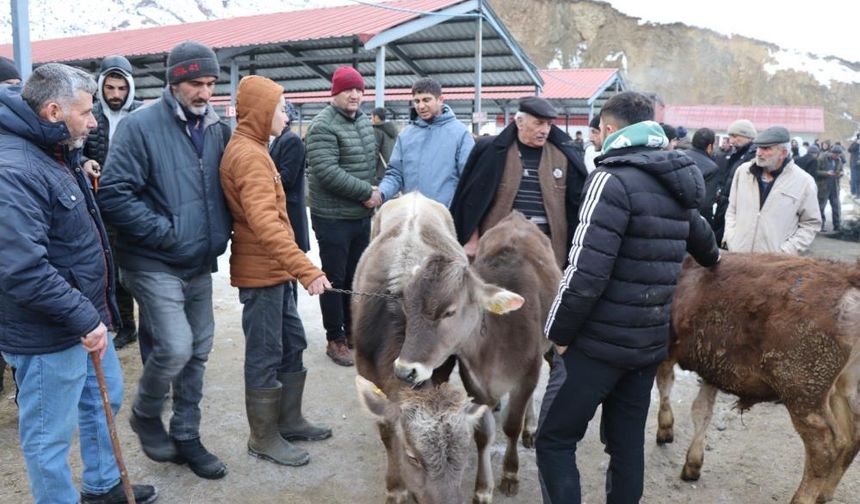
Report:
500,474,519,496
472,490,493,503
681,463,701,482
521,430,536,448
656,428,674,445
385,489,409,504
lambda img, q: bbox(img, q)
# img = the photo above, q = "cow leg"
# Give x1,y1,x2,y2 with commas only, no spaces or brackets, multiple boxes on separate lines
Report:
817,380,860,502
681,383,718,481
655,360,676,445
522,392,538,449
788,410,843,504
472,408,496,504
377,422,409,504
499,376,540,496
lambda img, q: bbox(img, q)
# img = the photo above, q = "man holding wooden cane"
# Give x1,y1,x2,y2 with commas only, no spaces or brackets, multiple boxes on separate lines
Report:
0,64,156,504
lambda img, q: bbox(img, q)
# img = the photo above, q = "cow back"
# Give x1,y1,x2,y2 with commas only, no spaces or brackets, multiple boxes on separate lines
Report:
671,253,860,410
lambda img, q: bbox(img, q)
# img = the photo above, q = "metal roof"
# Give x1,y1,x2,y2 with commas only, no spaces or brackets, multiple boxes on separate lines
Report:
662,105,825,134
208,68,625,120
0,0,542,100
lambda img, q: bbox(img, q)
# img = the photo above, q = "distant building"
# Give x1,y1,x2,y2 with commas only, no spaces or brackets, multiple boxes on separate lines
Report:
660,105,825,143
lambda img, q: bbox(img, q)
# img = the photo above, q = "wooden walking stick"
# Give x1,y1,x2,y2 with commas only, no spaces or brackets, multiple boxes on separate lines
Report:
90,351,136,504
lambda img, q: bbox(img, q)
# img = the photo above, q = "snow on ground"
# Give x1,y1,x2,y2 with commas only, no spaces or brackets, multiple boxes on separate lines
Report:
764,49,860,88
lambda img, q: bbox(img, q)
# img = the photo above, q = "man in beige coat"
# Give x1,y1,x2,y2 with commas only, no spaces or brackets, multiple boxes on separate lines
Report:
724,126,821,254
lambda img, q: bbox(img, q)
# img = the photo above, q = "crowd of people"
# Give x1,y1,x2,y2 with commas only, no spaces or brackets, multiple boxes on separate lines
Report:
0,39,857,504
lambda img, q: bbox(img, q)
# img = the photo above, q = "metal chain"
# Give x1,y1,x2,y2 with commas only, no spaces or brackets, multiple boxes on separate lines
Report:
324,287,401,300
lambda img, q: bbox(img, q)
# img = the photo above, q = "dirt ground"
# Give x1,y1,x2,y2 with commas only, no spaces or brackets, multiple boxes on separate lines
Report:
2,200,859,503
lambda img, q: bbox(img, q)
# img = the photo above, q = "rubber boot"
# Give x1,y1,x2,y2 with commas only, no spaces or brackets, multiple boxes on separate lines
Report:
278,369,333,441
246,386,309,466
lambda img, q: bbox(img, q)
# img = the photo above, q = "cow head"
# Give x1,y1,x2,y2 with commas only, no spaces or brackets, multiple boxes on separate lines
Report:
394,254,524,384
356,376,488,504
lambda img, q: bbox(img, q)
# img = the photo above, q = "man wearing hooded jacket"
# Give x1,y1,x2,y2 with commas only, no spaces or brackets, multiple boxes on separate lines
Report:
371,77,474,207
83,55,145,351
535,91,719,504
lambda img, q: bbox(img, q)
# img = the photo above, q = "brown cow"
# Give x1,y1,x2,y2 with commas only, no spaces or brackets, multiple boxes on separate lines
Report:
655,253,860,504
352,193,557,503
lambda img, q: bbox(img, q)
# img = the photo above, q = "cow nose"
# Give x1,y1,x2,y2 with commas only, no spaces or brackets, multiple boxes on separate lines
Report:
394,360,418,383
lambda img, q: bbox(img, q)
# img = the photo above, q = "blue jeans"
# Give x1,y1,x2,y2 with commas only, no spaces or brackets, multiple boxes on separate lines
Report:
311,215,370,342
2,338,123,503
239,282,307,388
120,269,214,441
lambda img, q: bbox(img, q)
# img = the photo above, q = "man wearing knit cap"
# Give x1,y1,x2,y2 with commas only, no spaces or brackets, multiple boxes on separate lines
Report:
0,56,21,85
713,118,757,245
98,40,232,480
83,55,145,353
724,126,820,253
305,66,377,367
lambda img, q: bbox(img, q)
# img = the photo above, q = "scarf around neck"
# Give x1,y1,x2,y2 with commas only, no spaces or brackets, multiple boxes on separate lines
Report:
601,120,669,154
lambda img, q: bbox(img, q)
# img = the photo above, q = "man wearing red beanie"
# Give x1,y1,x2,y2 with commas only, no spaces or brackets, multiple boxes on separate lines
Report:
306,66,377,366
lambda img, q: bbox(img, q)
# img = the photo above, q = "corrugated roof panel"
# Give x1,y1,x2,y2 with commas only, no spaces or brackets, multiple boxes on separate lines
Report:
662,105,825,133
0,0,464,62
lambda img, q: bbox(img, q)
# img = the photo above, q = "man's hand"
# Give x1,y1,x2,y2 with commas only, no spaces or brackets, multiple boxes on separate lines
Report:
363,188,383,208
556,345,568,356
81,322,108,358
82,160,101,180
307,275,332,296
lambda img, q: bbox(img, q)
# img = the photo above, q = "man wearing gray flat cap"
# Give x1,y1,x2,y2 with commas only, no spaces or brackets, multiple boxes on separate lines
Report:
724,126,821,254
450,96,588,267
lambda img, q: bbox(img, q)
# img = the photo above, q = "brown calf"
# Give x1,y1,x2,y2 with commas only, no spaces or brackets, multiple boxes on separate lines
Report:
656,253,860,504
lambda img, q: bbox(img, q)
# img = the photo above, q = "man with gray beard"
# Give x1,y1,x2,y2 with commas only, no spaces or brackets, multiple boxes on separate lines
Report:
723,126,820,253
98,41,232,480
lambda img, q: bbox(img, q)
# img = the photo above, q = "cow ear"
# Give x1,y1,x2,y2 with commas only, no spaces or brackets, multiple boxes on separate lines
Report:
478,284,525,314
463,402,489,427
355,375,390,419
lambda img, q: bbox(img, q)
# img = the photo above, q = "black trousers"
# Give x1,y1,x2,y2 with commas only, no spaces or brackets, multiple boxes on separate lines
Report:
536,346,658,504
311,215,370,342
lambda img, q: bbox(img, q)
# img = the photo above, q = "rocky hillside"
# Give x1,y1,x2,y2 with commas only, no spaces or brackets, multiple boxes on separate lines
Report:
490,0,860,142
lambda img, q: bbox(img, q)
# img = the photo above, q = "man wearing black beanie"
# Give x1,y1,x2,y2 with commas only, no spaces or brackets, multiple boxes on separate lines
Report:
98,40,232,480
0,56,21,85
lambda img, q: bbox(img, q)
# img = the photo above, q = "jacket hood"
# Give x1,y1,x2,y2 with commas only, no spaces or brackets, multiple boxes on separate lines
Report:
97,64,136,113
235,75,284,144
413,104,457,128
0,85,71,149
599,147,705,210
374,120,399,137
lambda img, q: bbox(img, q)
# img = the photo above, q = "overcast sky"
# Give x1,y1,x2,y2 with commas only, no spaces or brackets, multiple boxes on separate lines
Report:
605,0,859,63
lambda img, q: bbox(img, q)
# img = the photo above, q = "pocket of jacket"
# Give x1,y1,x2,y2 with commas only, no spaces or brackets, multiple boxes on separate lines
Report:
55,183,89,235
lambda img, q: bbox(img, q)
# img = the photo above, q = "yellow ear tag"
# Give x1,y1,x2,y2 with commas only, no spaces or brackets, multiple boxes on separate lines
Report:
489,302,506,315
372,385,385,396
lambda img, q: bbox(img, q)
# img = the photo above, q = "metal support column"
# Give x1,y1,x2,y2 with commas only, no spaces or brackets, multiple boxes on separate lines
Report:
472,0,483,135
375,46,386,109
11,0,32,80
229,58,239,129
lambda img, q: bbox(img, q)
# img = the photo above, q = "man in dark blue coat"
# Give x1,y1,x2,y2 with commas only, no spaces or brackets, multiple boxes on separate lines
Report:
98,41,232,480
535,91,719,504
0,64,156,504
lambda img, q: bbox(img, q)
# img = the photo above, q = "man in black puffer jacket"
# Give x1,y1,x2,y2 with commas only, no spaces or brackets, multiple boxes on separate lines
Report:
83,55,144,351
535,91,719,504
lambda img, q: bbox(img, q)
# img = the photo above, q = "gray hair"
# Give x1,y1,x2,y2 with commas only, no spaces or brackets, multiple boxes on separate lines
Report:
22,63,96,114
514,111,527,121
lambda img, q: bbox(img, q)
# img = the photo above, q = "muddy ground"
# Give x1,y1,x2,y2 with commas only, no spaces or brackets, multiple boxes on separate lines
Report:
2,198,859,504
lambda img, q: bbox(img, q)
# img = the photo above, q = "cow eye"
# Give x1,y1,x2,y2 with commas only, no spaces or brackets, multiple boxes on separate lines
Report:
442,307,456,319
405,451,422,467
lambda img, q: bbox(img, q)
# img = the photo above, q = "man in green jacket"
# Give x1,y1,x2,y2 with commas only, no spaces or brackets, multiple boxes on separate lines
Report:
306,66,377,366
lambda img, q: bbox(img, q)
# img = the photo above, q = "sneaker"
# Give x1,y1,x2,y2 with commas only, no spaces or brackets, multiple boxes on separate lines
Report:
326,340,354,367
113,327,138,350
81,481,158,504
173,437,227,480
129,410,180,463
